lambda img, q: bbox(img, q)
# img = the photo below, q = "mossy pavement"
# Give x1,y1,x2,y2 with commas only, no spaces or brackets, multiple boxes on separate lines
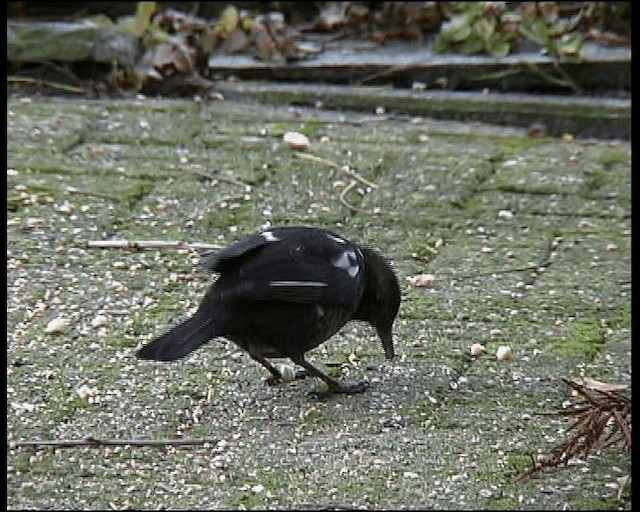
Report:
7,95,630,509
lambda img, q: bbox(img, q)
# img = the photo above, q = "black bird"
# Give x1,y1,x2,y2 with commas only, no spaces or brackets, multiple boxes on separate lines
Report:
136,226,401,395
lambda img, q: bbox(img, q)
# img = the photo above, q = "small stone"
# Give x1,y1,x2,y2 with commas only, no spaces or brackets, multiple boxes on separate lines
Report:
75,385,97,400
470,343,485,356
283,131,310,150
497,209,514,220
275,363,297,383
45,317,70,334
91,315,109,328
496,345,513,362
56,201,75,214
406,274,435,288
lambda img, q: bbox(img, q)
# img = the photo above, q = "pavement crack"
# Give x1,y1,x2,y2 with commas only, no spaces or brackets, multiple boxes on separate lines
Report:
521,234,563,287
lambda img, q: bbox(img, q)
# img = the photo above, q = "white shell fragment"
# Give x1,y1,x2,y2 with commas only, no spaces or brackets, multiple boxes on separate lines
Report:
496,345,513,361
406,274,435,288
497,209,514,220
275,363,297,383
75,385,97,400
470,343,486,356
283,131,310,150
91,315,109,328
45,317,70,334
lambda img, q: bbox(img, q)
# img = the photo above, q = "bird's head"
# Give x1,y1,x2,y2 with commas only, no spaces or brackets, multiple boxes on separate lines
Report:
354,246,401,360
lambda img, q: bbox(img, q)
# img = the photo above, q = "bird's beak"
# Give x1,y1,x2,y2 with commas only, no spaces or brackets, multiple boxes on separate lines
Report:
377,326,395,360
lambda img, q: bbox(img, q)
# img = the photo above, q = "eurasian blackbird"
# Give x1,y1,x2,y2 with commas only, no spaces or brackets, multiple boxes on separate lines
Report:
136,226,401,395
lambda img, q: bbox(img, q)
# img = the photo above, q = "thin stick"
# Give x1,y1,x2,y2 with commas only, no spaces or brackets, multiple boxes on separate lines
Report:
9,437,220,449
64,186,121,200
7,75,85,94
86,240,223,251
181,167,251,190
294,152,379,189
339,180,369,214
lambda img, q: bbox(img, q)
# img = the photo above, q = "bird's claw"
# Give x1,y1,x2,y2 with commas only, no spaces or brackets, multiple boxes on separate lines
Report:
310,380,369,398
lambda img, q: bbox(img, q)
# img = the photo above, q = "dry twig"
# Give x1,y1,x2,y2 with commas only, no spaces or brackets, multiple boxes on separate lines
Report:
293,152,379,190
9,437,220,450
86,240,223,251
514,378,631,482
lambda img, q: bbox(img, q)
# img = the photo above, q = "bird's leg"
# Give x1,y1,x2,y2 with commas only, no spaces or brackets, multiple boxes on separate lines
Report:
248,354,282,384
289,354,368,396
248,353,308,385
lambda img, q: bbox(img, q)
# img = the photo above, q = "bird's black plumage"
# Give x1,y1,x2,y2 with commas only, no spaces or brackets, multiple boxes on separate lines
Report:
136,226,401,395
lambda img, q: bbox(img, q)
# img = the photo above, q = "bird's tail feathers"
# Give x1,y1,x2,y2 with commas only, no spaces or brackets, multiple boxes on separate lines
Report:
136,309,219,361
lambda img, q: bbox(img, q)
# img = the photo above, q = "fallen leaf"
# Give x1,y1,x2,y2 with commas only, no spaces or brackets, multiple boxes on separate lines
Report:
570,377,628,393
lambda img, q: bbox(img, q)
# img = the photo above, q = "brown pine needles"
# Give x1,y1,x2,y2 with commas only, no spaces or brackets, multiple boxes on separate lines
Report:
514,378,631,482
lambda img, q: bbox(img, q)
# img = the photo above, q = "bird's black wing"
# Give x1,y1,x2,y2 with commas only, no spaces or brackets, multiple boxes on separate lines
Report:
213,227,366,307
199,232,268,271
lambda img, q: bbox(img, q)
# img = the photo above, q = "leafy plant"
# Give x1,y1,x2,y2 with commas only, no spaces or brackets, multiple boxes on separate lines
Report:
118,2,170,43
433,3,518,58
433,2,585,60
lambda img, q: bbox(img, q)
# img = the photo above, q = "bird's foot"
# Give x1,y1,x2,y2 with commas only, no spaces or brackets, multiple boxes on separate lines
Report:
310,380,369,398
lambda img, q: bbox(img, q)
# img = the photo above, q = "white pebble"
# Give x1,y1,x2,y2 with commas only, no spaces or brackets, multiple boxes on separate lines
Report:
283,131,310,150
406,274,435,288
496,345,513,362
45,317,70,334
497,209,514,220
75,385,97,400
56,201,75,214
91,315,109,328
470,343,486,356
275,363,297,383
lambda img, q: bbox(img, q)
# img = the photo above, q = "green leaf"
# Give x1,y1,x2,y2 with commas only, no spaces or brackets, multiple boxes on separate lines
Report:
473,16,496,42
241,17,254,32
432,34,451,54
214,5,239,37
87,13,115,27
488,39,511,58
519,19,549,47
132,2,156,37
146,23,171,44
558,32,583,58
441,13,475,43
458,36,486,55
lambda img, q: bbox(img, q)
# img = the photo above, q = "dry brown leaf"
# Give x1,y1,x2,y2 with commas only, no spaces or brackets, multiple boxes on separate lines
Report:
570,377,628,393
151,40,197,75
